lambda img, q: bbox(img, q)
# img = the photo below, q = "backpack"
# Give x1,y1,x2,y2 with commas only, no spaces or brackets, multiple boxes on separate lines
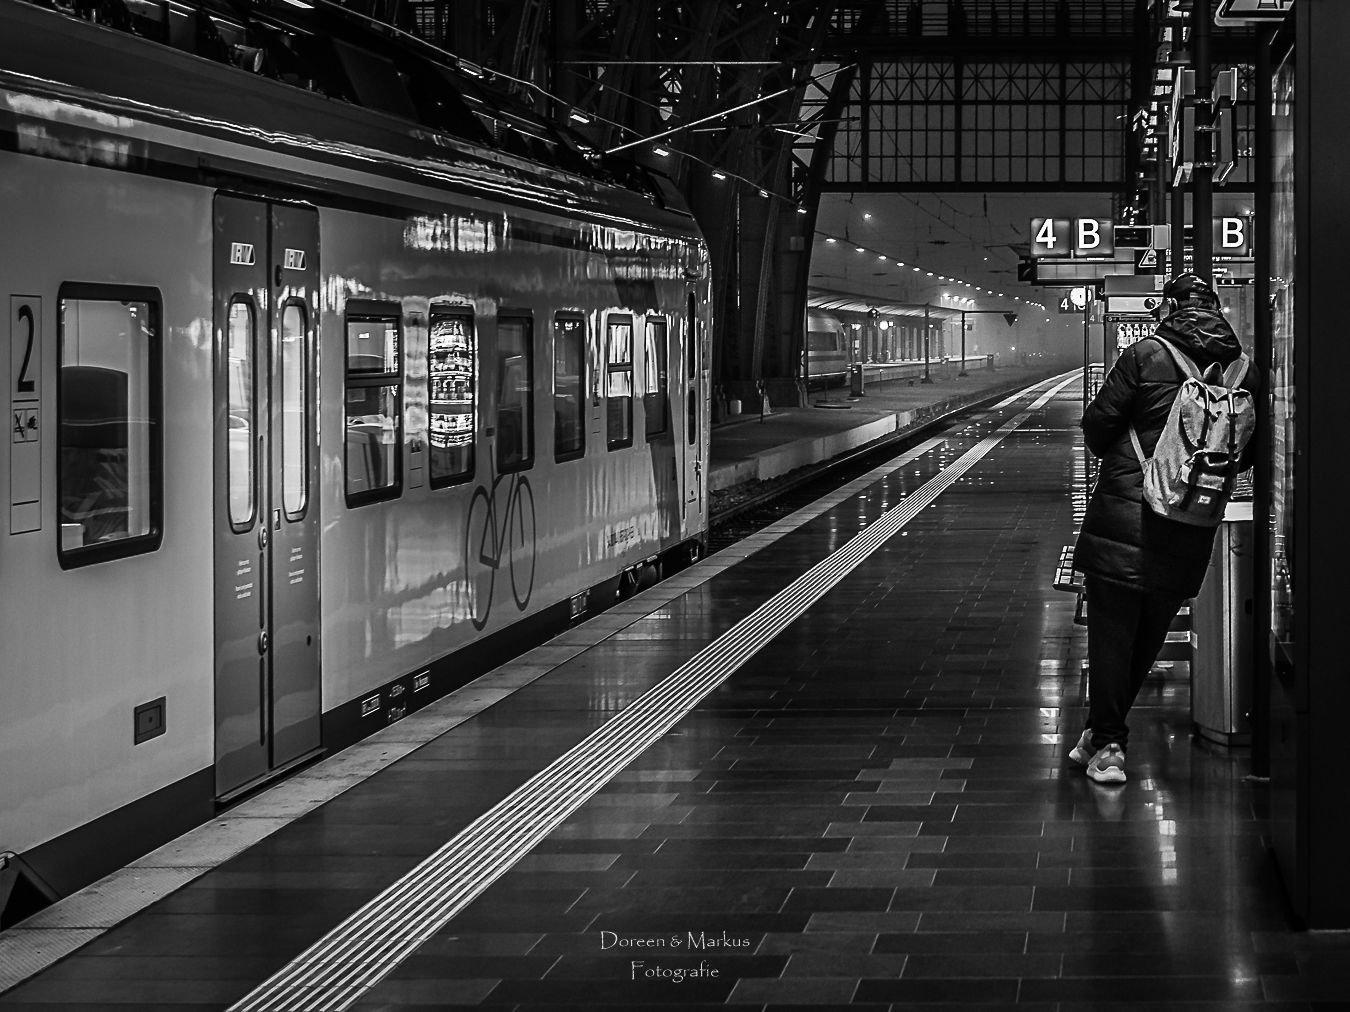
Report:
1127,338,1254,527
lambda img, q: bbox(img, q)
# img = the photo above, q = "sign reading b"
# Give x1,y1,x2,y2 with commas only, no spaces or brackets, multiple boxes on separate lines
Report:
1073,219,1115,257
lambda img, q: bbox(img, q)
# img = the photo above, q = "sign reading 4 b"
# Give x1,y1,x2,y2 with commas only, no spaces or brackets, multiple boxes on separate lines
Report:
1030,218,1116,258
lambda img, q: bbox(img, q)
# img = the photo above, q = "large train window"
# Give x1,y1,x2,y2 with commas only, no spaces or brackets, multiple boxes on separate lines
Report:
429,308,476,487
280,300,308,519
554,314,585,461
496,316,534,472
56,283,163,569
606,315,633,450
344,303,403,507
226,298,256,530
643,316,668,440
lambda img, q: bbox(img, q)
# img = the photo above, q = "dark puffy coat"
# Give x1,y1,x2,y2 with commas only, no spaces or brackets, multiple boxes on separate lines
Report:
1072,301,1258,598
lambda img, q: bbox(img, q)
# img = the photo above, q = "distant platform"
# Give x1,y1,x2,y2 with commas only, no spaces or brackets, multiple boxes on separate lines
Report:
710,363,1064,495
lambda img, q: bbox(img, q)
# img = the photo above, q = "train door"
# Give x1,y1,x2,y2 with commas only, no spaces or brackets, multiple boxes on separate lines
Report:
212,195,322,799
681,290,705,536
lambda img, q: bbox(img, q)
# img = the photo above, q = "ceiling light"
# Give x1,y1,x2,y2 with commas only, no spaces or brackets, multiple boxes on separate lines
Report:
653,146,670,157
864,213,872,219
878,255,887,260
712,170,726,180
281,0,313,6
825,237,836,243
856,247,865,252
759,189,769,197
569,111,590,124
926,272,933,276
796,207,808,214
913,267,920,272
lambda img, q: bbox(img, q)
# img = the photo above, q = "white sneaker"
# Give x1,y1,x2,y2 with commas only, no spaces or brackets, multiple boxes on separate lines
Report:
1086,744,1127,784
1069,728,1094,767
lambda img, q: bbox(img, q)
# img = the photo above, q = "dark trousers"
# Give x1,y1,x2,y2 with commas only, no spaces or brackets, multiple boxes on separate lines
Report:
1085,575,1185,752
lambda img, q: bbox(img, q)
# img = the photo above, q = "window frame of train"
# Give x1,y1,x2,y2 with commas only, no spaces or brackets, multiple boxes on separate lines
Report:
343,301,404,508
687,294,698,445
553,312,586,462
643,315,669,441
428,305,476,489
278,295,311,521
55,282,164,569
606,313,634,450
495,313,535,474
225,294,258,533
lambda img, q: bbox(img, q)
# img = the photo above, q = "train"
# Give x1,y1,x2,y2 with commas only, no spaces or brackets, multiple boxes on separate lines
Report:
0,0,710,915
806,308,852,386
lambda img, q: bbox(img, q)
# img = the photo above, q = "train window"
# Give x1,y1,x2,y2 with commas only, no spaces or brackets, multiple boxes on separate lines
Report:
643,317,668,440
226,298,255,529
344,306,403,507
606,315,633,450
554,315,585,461
687,294,697,380
56,284,163,568
280,301,308,519
496,316,534,472
429,309,476,487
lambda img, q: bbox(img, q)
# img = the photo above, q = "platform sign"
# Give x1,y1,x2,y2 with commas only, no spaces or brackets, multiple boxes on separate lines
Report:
1217,217,1251,256
1073,219,1115,258
10,296,41,534
1030,218,1072,257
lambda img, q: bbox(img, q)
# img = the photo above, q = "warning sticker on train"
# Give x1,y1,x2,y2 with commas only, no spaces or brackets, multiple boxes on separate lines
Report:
229,242,256,265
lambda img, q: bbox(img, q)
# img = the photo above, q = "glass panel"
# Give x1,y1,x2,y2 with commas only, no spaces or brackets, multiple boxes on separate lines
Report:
59,298,154,549
1271,54,1296,658
687,390,697,446
643,318,668,438
346,317,399,374
226,300,254,527
345,384,399,495
496,318,533,470
429,312,476,484
606,317,633,448
281,302,307,517
554,316,585,458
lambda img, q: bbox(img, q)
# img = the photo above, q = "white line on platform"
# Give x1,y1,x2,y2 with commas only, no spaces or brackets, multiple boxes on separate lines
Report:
228,372,1079,1012
993,368,1078,409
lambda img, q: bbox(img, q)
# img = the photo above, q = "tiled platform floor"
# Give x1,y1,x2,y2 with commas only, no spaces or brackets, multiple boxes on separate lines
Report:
4,382,1348,1010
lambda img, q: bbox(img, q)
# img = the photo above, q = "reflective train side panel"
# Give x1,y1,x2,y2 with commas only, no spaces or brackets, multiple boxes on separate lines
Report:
0,0,711,897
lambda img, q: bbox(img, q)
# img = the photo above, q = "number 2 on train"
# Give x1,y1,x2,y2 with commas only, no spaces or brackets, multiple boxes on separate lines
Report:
11,299,40,402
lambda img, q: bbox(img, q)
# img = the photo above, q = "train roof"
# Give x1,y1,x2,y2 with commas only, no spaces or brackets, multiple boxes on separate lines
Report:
0,0,700,236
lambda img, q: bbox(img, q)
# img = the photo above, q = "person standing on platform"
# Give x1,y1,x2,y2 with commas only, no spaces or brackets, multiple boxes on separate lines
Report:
1070,273,1258,784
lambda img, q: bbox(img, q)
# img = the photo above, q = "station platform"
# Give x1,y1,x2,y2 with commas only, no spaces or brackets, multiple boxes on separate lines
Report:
4,371,1348,1011
710,363,1062,498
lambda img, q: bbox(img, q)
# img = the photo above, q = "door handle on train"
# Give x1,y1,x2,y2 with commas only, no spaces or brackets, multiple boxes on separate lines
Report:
259,525,268,548
274,509,281,530
258,630,269,654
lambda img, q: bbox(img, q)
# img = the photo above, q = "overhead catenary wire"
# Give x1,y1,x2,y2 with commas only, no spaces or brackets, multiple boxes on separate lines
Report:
605,64,855,154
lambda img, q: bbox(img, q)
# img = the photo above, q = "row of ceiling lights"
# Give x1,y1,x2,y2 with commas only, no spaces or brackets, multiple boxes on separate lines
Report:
819,233,1047,312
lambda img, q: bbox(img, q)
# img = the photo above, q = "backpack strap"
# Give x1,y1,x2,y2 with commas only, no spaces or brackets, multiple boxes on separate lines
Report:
1153,336,1203,381
1128,424,1147,466
1220,352,1249,390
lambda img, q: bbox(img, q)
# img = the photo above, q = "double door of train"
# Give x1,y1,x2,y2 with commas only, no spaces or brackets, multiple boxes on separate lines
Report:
212,195,322,799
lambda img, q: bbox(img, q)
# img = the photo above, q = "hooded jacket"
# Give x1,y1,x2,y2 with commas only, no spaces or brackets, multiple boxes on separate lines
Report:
1072,295,1258,598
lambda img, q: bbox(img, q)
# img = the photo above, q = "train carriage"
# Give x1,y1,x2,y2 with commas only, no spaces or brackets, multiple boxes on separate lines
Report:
0,0,710,911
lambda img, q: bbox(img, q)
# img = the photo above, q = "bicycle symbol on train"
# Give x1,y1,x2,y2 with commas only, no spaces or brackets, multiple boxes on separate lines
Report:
463,458,536,631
